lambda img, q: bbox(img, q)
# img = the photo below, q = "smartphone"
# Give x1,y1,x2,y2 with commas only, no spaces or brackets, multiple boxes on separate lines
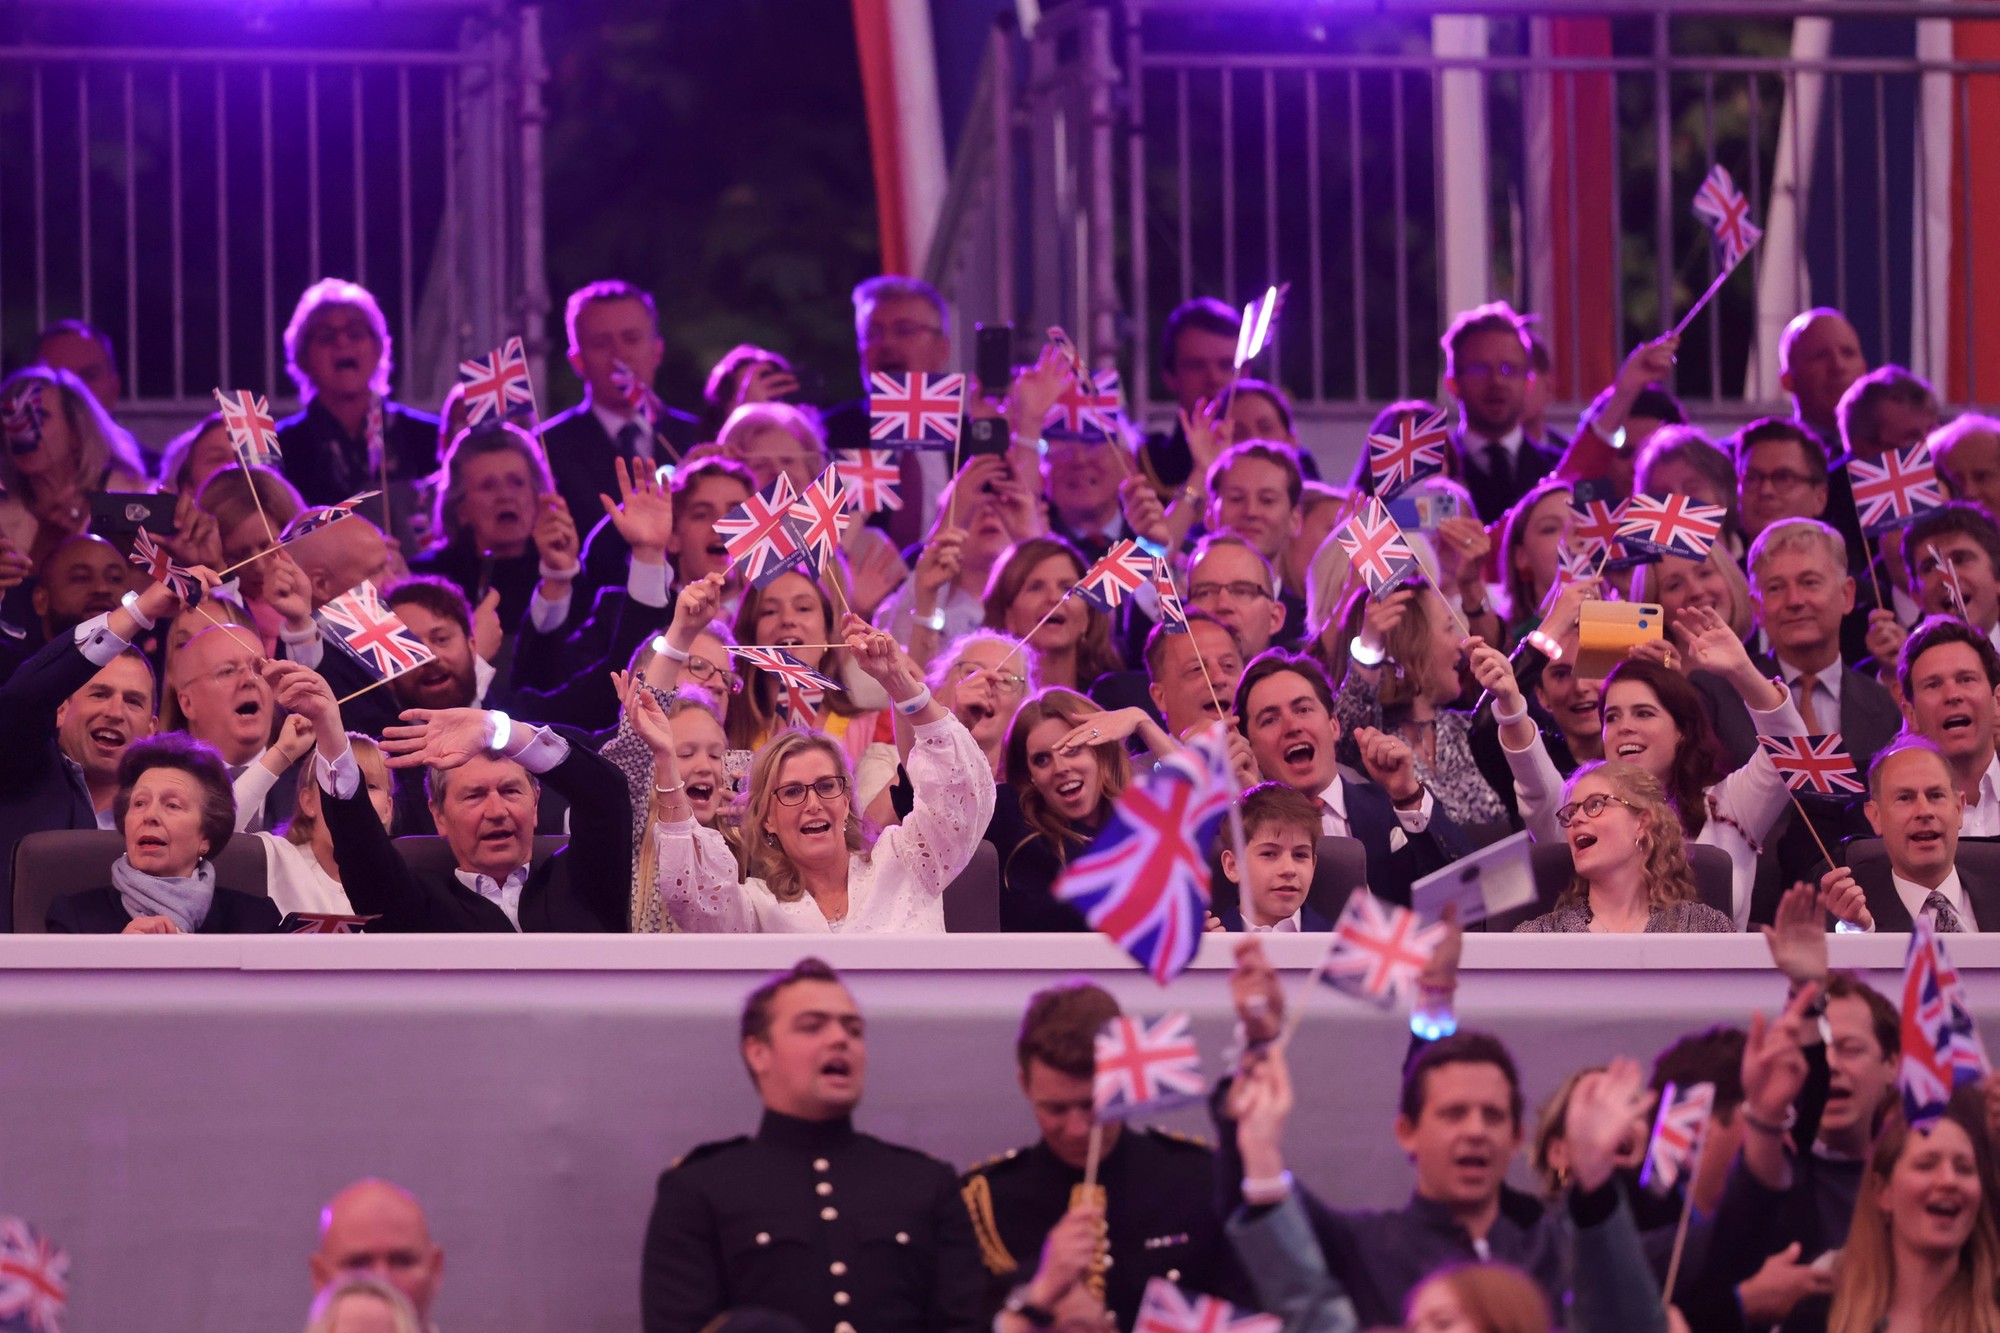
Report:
1573,600,1663,679
89,491,178,535
963,416,1009,458
1387,491,1463,532
974,322,1014,400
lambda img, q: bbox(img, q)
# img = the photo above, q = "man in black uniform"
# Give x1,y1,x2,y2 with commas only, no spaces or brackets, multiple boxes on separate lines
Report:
641,958,985,1333
960,983,1242,1333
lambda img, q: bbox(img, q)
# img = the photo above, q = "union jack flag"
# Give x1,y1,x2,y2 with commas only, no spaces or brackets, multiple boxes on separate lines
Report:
458,336,534,426
1057,739,1232,985
1550,544,1601,601
316,581,437,682
834,448,902,514
1928,542,1974,623
1900,916,1989,1130
1154,558,1189,633
1367,407,1451,499
0,1216,67,1333
213,388,283,469
1850,444,1944,534
1640,1080,1716,1195
1077,539,1157,614
128,528,203,604
713,475,808,589
1319,891,1446,1009
775,683,823,731
1757,734,1865,796
1691,163,1764,269
1094,1012,1205,1120
737,646,841,695
1,380,46,452
1333,497,1419,593
1045,368,1125,440
1616,493,1725,562
868,371,966,446
1568,481,1628,558
365,396,386,474
290,913,380,935
1135,1279,1281,1333
786,468,853,578
285,491,383,541
611,357,659,430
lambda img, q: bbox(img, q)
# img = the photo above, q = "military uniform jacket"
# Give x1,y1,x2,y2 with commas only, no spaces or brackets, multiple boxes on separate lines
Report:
642,1110,985,1333
959,1129,1246,1332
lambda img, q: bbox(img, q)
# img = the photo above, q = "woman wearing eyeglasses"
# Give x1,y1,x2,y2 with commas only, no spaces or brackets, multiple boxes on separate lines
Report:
1513,761,1732,933
643,615,993,933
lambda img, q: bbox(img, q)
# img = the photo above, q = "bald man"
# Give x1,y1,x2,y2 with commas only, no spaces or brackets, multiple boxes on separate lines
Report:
311,1179,445,1329
32,533,129,642
1779,308,1866,454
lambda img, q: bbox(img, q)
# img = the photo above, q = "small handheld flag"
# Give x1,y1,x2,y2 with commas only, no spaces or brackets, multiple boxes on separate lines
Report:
1691,164,1764,270
1757,734,1865,796
713,475,808,589
1615,493,1725,562
1076,539,1157,614
1640,1081,1716,1195
290,913,380,935
1057,743,1231,985
317,581,437,683
786,468,854,579
1046,369,1125,441
1319,892,1446,1009
737,646,842,695
1368,407,1450,499
285,491,384,541
1135,1278,1281,1333
1154,557,1189,633
1567,481,1628,558
0,1215,68,1333
214,388,283,469
1,380,47,453
868,371,966,447
1899,916,1989,1130
834,448,902,514
611,357,659,430
129,528,204,605
457,336,534,426
1333,496,1420,593
1093,1012,1205,1121
1850,444,1944,534
365,396,386,475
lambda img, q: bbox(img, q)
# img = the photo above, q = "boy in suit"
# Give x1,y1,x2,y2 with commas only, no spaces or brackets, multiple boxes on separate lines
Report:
1213,782,1334,932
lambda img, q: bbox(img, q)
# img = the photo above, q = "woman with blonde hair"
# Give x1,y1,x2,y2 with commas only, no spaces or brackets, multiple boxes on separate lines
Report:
230,725,394,917
645,615,993,933
302,1272,424,1333
982,537,1123,692
1512,760,1732,933
1629,544,1755,643
0,365,147,562
1499,478,1576,641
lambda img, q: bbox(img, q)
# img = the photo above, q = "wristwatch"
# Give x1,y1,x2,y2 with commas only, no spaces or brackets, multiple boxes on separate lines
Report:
1003,1288,1056,1328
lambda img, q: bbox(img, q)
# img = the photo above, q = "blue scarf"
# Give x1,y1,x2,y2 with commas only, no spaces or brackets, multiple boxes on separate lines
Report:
110,854,216,933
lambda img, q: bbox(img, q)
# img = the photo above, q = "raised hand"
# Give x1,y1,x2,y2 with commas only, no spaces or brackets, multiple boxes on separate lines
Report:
473,588,504,664
263,659,344,742
1352,725,1421,804
1816,867,1873,933
1120,475,1170,547
1463,635,1525,716
669,571,727,650
912,528,966,600
1416,902,1463,995
733,360,799,409
1761,882,1832,987
1618,333,1681,394
533,493,580,575
1006,342,1073,440
1024,1202,1104,1309
1670,603,1760,688
1564,1058,1654,1193
846,534,910,621
163,494,224,570
1865,609,1909,677
599,456,675,561
1742,983,1817,1124
271,712,316,767
1180,396,1234,479
380,707,504,771
1230,1044,1295,1182
624,677,679,757
1434,515,1492,594
0,531,30,594
1055,707,1154,755
257,549,315,632
1356,588,1417,663
1230,937,1285,1046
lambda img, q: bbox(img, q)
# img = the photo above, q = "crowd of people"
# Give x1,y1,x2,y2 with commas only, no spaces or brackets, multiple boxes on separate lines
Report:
8,272,2000,1328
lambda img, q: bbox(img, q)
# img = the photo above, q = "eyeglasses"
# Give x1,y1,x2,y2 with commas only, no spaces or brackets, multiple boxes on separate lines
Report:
193,661,261,689
1739,468,1820,493
306,320,375,346
947,660,1028,694
1454,361,1526,382
1554,792,1640,827
1188,581,1272,603
773,775,850,806
683,654,743,693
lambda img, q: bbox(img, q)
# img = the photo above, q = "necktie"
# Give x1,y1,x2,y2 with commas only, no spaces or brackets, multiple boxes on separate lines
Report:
1793,673,1824,733
1925,890,1965,934
1484,441,1510,480
887,451,927,550
617,420,647,463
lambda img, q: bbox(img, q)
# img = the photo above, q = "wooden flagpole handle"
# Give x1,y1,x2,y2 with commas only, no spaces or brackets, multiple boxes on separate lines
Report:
335,675,397,707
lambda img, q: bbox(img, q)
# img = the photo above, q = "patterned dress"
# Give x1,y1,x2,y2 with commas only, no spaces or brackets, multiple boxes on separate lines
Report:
1333,670,1509,831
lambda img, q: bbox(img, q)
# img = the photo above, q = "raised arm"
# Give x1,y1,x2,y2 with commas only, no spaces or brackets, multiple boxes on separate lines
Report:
630,684,758,933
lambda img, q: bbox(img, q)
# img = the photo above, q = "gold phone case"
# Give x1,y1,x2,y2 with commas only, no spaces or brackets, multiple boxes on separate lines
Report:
1573,601,1664,679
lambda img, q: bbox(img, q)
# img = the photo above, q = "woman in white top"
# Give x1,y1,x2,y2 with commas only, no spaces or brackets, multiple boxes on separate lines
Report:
1468,602,1854,930
231,720,395,917
644,614,994,933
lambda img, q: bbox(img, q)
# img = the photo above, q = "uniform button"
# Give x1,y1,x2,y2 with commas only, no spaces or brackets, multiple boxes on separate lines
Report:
822,1206,839,1221
1167,1268,1181,1282
830,1261,848,1276
814,1157,831,1172
755,1232,771,1246
817,1182,834,1197
895,1231,909,1244
834,1292,851,1306
1103,1255,1114,1268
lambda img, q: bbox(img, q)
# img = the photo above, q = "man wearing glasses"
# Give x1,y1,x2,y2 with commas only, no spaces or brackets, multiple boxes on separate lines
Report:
172,623,291,833
1733,418,1830,540
1184,535,1291,659
1440,301,1559,523
823,275,958,547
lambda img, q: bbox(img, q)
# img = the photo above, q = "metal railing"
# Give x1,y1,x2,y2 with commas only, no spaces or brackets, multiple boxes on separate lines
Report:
928,0,2000,442
0,3,548,442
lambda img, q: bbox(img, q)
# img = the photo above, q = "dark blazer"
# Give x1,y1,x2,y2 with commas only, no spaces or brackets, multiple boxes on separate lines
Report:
46,885,281,934
0,629,125,917
540,399,698,536
406,534,545,635
322,738,630,931
1849,848,2000,933
1452,430,1565,524
511,585,665,728
1337,776,1473,909
275,396,439,505
1693,654,1902,773
1214,900,1334,932
999,830,1091,933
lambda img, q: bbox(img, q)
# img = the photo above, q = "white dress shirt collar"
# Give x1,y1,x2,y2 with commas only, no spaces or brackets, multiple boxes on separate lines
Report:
1776,656,1843,719
1961,754,2000,839
1244,908,1303,933
1317,778,1349,837
453,865,530,931
591,399,647,458
1464,424,1526,466
1890,866,1975,932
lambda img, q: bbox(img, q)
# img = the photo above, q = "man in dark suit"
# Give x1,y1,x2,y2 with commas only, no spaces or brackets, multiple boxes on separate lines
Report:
269,661,629,932
641,957,985,1333
1821,736,2000,932
540,279,698,528
170,622,297,834
1441,302,1562,523
1212,782,1339,932
0,571,174,918
1234,651,1471,907
1822,364,1939,578
961,982,1243,1333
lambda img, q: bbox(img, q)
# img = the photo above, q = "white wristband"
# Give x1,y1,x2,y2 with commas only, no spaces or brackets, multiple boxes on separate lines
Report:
487,710,512,754
279,620,321,647
894,685,933,716
538,560,577,582
119,590,158,631
654,637,691,663
1492,699,1529,726
1241,1170,1293,1205
1348,635,1385,668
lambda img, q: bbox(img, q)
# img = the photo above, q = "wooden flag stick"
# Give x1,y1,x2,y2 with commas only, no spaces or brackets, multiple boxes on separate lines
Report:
1785,786,1840,874
1660,1127,1711,1309
1864,533,1888,617
994,590,1076,675
1277,956,1330,1051
336,674,398,707
217,544,288,578
1668,260,1739,340
240,458,280,547
1081,1121,1106,1190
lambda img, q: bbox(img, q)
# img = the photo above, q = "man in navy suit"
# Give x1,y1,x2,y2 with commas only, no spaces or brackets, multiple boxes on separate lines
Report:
1441,301,1562,523
1233,650,1471,908
539,280,698,527
1213,782,1338,932
1822,736,2000,933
